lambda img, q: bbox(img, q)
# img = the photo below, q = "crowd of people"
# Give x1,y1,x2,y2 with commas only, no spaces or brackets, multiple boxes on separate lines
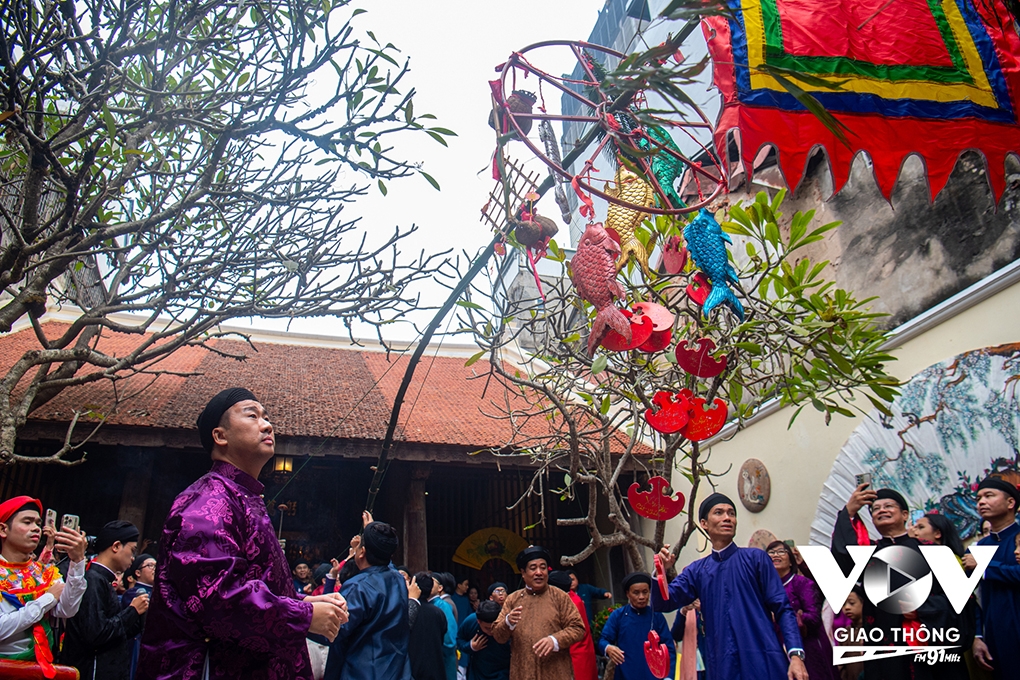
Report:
0,386,1017,680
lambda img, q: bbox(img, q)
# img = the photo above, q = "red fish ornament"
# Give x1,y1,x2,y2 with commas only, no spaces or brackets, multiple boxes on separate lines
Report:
628,476,686,521
643,391,691,434
571,223,631,356
644,630,671,679
675,337,728,378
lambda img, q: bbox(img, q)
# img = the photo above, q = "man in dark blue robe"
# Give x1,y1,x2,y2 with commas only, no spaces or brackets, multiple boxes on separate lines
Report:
653,493,807,680
599,572,675,680
457,600,511,680
325,522,410,680
971,476,1020,680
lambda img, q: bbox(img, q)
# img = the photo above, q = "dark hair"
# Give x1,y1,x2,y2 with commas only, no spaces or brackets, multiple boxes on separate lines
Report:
414,571,435,597
765,541,798,575
477,600,502,623
566,569,577,578
436,571,456,595
292,560,310,570
922,513,965,557
312,563,332,586
396,565,409,574
337,559,360,583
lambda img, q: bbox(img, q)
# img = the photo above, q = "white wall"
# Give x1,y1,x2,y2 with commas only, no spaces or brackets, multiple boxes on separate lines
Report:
659,271,1020,566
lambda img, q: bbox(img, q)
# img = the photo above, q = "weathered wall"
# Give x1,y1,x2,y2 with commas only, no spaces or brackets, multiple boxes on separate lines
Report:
725,151,1020,327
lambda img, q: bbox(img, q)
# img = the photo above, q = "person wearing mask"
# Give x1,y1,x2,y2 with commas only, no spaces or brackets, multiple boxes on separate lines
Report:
549,570,597,680
457,600,511,680
408,572,448,680
136,388,347,680
323,520,409,680
968,476,1020,680
121,554,155,680
599,572,674,680
654,494,807,680
491,546,585,680
766,541,838,680
61,521,148,680
0,496,88,675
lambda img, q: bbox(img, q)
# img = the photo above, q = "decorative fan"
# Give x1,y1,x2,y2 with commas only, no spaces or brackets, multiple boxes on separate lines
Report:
811,344,1020,545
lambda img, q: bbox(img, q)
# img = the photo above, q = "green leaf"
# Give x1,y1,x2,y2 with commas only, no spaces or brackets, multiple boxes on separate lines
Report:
237,72,251,86
456,300,483,310
377,179,387,196
420,171,441,191
425,130,448,147
591,355,608,375
465,350,485,367
600,394,611,415
428,127,458,137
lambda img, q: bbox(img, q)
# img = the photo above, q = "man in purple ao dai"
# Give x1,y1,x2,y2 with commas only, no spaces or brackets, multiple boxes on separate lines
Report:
136,388,348,680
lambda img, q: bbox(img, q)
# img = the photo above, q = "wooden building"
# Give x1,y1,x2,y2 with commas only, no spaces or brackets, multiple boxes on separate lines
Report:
0,322,633,595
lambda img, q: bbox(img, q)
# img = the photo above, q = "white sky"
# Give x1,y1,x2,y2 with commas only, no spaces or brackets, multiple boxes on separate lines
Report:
244,0,608,341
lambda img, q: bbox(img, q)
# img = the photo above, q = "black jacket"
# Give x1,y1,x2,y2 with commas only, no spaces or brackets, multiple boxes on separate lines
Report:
408,599,448,680
60,562,143,680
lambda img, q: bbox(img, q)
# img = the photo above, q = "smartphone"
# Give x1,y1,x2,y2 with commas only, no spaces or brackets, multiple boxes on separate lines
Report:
855,473,872,488
44,509,57,529
61,514,80,532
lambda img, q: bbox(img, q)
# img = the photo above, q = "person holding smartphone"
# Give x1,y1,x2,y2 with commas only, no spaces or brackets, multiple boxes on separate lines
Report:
0,496,88,674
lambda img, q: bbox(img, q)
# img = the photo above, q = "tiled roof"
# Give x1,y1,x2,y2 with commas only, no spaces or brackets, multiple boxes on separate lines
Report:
1,322,643,453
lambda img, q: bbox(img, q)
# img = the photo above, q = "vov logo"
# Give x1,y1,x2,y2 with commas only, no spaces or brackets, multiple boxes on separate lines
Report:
797,545,998,665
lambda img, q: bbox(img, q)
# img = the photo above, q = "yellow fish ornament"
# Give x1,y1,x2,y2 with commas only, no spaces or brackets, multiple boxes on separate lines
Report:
605,165,655,278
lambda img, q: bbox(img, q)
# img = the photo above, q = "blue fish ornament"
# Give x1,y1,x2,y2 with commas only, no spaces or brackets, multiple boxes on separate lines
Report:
683,209,745,321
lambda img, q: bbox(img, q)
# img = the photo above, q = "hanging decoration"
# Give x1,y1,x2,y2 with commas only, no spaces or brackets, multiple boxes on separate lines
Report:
644,391,693,434
644,630,672,679
704,0,1020,200
653,553,670,601
675,337,728,378
684,210,744,321
628,476,686,520
680,393,728,442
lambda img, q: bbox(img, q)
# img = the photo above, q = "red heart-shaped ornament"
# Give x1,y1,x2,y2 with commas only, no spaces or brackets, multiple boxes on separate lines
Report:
638,329,673,353
662,235,688,275
675,337,728,378
644,630,671,679
628,476,686,521
653,554,670,602
602,310,654,352
644,391,691,434
680,397,728,442
686,272,711,306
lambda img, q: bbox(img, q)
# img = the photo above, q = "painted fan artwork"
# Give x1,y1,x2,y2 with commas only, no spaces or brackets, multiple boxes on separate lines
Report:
704,0,1020,200
810,344,1020,546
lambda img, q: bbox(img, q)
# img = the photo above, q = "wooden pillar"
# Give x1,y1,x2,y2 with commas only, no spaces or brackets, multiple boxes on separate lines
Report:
403,463,430,573
117,447,155,539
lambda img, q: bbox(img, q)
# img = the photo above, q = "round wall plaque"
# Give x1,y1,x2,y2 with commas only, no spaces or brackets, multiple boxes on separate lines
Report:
738,458,770,513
